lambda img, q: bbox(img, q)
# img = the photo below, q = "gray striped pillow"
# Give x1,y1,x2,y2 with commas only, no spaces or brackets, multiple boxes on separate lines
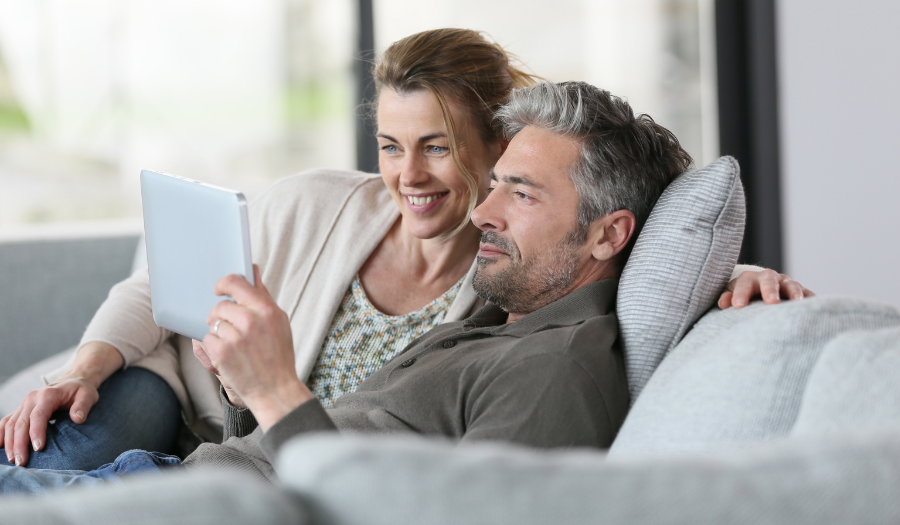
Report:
617,156,745,404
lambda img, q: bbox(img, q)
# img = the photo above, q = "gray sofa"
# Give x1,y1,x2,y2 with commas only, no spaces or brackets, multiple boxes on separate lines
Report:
3,158,900,523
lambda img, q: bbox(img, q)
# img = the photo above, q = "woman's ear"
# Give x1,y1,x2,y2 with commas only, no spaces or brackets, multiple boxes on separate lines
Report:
500,138,510,154
589,210,636,262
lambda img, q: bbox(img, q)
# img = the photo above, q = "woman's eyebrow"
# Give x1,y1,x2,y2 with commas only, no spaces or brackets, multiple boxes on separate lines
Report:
375,133,448,144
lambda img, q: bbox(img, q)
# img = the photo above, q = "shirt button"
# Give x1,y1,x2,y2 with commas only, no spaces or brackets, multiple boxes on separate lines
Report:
442,340,457,348
400,357,417,368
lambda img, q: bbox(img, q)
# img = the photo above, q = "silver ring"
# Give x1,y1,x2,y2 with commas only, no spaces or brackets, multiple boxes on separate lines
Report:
212,319,223,337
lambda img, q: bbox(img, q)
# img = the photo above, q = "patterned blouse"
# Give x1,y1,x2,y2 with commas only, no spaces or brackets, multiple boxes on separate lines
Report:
307,274,466,408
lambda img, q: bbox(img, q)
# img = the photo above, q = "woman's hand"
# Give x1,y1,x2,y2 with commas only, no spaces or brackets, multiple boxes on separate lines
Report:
718,269,815,309
201,265,312,431
191,339,246,409
0,342,122,467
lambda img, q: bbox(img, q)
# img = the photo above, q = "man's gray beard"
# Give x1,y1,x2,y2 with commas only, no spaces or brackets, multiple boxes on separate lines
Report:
473,227,587,315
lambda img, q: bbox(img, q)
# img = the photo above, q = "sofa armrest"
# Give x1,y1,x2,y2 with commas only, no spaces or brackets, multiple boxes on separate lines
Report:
0,233,140,382
1,470,308,525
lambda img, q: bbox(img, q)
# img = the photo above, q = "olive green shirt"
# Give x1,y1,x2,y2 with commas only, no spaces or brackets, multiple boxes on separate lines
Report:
185,279,628,482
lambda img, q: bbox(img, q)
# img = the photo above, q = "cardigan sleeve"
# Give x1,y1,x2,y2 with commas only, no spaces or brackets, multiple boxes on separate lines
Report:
78,267,173,367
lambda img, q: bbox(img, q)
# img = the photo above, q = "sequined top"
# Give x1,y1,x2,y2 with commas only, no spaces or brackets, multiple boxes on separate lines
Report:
307,274,466,407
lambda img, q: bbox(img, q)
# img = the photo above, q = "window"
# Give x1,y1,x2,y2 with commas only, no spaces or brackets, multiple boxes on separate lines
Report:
0,0,355,232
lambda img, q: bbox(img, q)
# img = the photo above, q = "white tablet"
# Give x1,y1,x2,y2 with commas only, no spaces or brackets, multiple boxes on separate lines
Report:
140,169,254,341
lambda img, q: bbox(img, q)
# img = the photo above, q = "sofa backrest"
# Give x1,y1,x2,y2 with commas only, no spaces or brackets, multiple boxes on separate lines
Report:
0,234,140,381
609,296,900,457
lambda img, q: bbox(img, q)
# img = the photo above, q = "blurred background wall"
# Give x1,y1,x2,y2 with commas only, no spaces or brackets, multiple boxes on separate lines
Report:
0,0,898,308
778,0,900,307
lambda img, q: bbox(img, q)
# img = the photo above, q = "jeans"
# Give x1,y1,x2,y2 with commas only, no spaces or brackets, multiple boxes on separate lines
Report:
0,449,183,495
0,367,181,470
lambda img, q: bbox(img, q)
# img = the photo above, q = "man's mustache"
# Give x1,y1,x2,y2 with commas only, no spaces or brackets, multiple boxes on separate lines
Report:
479,232,518,257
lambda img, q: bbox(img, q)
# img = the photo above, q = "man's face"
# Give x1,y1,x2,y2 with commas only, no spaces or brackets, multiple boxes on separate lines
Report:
470,126,598,317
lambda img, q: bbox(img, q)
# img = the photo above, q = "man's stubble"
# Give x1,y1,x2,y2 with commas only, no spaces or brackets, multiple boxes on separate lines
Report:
472,226,588,315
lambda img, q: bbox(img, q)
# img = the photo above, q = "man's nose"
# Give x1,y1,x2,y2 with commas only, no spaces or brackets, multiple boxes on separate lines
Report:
471,189,504,232
399,154,429,187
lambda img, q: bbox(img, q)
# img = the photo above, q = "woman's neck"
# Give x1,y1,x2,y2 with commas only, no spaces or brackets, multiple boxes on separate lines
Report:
391,218,482,283
358,217,482,315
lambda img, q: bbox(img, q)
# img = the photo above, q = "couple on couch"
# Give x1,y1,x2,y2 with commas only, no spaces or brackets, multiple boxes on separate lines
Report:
0,29,809,494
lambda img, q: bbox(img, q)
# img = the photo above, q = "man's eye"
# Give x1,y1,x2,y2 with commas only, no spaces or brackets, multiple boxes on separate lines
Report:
485,186,495,194
515,191,533,200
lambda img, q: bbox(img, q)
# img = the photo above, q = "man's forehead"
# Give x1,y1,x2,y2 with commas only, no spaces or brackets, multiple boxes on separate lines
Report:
492,126,581,188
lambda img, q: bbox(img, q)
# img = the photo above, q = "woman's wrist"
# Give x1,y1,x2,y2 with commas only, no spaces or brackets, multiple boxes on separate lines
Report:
63,342,125,389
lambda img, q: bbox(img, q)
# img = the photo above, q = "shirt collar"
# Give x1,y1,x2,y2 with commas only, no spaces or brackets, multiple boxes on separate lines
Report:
465,279,618,337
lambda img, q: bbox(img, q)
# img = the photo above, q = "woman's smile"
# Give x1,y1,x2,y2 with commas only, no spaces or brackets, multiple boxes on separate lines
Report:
403,191,450,213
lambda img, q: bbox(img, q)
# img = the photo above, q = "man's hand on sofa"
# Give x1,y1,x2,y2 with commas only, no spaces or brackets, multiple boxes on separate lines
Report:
718,269,815,309
202,265,313,432
0,342,123,467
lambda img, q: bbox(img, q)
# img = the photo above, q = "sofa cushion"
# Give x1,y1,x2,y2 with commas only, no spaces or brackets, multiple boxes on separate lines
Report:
792,325,900,436
617,156,745,403
276,431,900,525
609,297,900,456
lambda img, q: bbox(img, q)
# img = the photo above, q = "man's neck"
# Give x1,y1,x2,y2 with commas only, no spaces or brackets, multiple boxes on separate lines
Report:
504,267,619,324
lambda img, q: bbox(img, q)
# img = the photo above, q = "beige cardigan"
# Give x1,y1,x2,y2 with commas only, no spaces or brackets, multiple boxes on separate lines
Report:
49,169,484,441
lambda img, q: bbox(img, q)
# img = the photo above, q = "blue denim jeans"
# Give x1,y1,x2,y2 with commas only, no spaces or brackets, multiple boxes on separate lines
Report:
0,367,181,470
0,449,183,495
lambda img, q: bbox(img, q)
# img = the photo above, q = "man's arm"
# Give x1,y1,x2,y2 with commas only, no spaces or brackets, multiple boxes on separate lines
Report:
463,353,621,449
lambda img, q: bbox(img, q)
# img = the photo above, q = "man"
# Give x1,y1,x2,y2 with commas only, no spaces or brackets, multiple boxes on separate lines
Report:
0,80,793,493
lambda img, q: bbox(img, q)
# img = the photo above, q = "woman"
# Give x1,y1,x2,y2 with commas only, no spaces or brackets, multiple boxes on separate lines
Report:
0,28,808,471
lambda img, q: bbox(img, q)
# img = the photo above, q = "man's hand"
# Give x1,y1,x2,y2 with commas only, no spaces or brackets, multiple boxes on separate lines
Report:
0,341,121,467
191,339,246,408
201,265,312,431
718,269,815,309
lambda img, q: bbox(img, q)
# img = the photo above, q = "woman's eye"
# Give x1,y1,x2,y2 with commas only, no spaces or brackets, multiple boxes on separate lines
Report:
380,144,399,154
428,145,449,154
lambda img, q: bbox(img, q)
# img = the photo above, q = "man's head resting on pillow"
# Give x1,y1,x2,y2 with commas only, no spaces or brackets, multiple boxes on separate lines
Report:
472,81,693,322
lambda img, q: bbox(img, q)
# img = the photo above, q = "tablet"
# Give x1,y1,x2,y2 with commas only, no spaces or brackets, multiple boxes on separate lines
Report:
140,169,254,341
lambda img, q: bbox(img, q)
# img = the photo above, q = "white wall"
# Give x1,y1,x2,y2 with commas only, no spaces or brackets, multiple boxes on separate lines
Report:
777,0,900,308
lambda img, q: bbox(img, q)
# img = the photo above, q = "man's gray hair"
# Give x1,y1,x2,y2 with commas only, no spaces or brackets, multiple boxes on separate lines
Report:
495,81,693,263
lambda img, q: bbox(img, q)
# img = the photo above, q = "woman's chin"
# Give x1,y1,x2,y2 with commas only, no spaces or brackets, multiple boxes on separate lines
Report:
403,218,465,241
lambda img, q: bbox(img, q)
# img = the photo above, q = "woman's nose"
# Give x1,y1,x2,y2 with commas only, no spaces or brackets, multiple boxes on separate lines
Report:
399,154,430,187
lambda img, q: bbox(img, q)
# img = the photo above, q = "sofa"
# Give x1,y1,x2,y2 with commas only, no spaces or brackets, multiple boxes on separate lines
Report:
2,157,900,523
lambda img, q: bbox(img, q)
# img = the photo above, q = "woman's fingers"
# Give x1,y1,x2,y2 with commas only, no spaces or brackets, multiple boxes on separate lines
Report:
67,385,99,429
717,290,734,310
720,269,815,309
26,390,65,454
757,270,783,304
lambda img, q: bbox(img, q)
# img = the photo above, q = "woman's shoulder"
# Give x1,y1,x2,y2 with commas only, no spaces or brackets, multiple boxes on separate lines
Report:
261,168,384,201
249,167,389,219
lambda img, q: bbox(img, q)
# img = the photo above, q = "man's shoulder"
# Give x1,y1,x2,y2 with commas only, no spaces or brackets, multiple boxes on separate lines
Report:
507,313,620,368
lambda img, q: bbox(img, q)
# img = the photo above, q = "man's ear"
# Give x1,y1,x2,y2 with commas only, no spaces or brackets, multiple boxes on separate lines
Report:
588,210,636,262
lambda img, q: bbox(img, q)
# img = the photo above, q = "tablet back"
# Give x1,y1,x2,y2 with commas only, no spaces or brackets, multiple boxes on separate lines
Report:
140,169,253,341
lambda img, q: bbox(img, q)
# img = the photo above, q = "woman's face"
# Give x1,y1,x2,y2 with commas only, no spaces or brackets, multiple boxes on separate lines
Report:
376,88,501,240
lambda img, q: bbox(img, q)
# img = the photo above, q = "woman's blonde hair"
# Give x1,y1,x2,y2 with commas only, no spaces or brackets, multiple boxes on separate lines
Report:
373,28,539,237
